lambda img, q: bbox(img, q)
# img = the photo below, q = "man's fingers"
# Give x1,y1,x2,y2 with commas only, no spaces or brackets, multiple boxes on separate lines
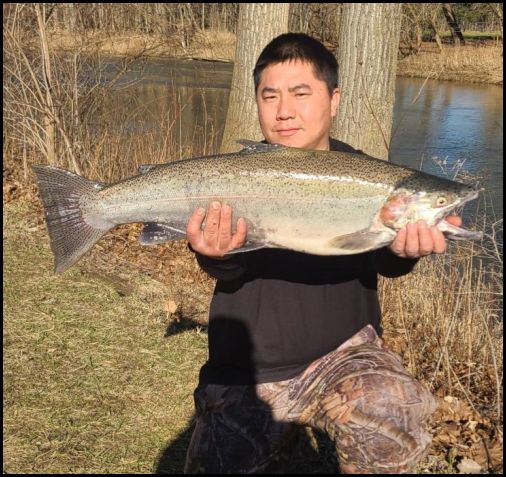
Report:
404,222,420,258
230,217,248,249
186,202,247,258
430,226,447,254
417,221,433,256
204,201,221,245
186,207,206,243
389,226,407,257
218,204,233,250
445,215,462,227
389,220,452,258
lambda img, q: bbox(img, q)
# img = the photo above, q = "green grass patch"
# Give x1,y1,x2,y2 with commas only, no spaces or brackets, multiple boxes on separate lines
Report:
3,201,207,473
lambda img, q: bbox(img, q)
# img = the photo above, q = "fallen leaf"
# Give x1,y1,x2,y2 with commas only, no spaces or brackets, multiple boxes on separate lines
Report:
164,300,179,314
457,458,482,474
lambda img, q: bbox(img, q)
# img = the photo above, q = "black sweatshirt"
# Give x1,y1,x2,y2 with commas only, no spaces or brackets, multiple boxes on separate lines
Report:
194,139,418,385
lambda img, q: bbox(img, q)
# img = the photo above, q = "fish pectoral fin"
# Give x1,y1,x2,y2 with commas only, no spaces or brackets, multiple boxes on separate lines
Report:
327,229,394,252
139,223,186,245
224,241,269,255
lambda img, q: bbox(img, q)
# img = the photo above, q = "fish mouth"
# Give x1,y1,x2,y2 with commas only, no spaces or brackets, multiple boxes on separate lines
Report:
438,189,483,241
460,188,480,206
438,220,483,241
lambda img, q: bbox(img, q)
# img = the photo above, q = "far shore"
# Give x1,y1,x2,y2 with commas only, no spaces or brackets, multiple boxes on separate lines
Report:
37,30,505,85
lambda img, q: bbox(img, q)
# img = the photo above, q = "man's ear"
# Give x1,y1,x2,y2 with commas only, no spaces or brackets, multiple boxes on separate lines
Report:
331,88,340,117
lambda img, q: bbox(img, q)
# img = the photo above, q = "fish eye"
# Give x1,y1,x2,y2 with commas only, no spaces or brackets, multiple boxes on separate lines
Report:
435,196,448,207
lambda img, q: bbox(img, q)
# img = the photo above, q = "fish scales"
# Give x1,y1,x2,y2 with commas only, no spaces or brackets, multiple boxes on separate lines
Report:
87,149,404,248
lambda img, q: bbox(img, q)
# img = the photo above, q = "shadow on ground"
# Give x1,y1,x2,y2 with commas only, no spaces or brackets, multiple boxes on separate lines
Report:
155,421,339,474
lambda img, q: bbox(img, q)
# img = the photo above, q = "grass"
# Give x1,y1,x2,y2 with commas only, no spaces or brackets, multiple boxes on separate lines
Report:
2,199,341,474
441,31,502,41
3,200,208,474
46,28,236,62
397,43,503,84
380,240,503,414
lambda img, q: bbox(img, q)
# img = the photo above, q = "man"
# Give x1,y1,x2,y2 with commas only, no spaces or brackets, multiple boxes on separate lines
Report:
184,33,460,474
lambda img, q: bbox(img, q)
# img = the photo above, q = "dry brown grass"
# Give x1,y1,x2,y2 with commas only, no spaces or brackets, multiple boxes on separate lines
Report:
380,241,503,414
46,29,236,62
397,43,503,84
46,30,504,85
379,234,503,473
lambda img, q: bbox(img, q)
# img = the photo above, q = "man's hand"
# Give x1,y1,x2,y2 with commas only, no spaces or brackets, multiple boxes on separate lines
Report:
388,215,462,258
186,202,247,259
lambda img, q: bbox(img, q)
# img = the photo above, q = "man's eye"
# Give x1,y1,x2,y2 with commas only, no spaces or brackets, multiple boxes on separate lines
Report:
263,96,276,100
296,93,308,97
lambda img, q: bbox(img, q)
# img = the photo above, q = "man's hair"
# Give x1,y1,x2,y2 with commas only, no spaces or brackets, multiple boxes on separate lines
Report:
253,33,338,95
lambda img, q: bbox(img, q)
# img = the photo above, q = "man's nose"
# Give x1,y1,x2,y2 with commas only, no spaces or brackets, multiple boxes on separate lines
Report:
276,95,296,120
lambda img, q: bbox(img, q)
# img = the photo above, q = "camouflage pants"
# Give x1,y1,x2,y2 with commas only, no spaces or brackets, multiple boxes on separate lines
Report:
184,325,436,474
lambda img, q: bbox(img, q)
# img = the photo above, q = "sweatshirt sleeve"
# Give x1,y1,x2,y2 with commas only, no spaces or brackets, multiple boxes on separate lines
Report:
191,245,248,281
372,247,419,278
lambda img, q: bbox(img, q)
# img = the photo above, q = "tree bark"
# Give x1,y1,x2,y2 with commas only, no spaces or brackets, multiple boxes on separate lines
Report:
35,4,57,168
333,3,402,160
220,4,289,153
442,3,466,46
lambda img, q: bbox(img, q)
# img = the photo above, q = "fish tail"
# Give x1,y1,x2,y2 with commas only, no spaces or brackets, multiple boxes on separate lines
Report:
31,165,109,273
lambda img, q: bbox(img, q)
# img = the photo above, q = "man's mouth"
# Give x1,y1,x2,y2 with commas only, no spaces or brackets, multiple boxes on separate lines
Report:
275,128,300,137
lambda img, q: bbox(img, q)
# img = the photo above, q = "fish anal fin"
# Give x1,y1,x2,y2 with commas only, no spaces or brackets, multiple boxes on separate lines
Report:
139,223,186,245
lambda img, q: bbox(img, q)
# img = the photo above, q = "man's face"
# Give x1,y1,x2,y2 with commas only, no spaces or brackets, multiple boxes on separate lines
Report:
256,60,340,151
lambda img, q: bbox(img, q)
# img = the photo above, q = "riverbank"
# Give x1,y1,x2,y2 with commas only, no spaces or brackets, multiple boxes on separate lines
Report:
397,41,503,84
45,30,503,84
47,29,236,63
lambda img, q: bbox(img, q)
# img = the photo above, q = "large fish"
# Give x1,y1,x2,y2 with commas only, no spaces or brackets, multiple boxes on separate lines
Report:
32,140,482,273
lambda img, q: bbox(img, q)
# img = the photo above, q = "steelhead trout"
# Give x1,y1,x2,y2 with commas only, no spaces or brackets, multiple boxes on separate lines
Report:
32,140,482,273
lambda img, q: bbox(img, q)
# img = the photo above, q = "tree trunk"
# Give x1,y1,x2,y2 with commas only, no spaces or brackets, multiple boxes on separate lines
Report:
35,4,57,168
429,12,444,53
220,4,289,153
442,3,465,46
488,3,502,52
416,24,423,50
333,4,402,160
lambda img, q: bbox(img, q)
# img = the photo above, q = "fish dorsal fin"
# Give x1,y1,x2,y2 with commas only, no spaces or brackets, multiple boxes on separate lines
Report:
235,140,284,154
138,164,161,174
